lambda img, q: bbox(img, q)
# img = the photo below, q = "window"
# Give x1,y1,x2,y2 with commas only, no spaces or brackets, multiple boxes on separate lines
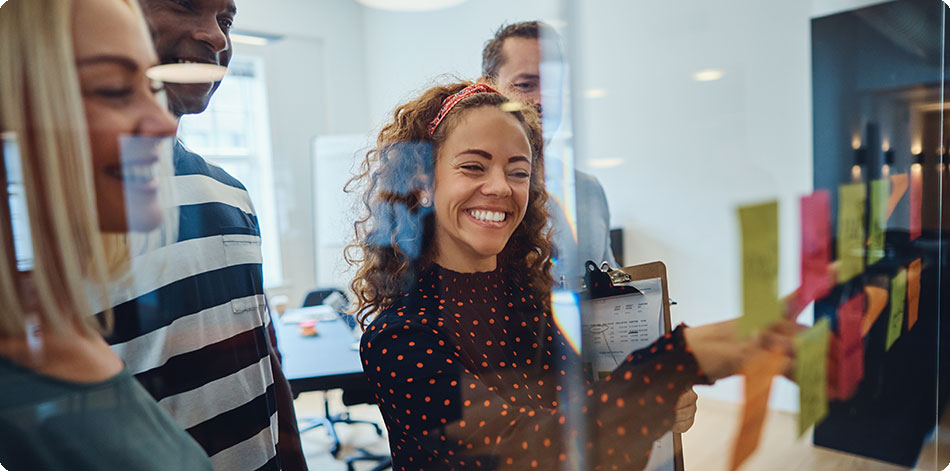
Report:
178,56,283,287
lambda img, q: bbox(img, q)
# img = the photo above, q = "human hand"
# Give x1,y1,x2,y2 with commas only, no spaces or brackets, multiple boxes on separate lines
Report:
683,319,803,382
671,388,698,433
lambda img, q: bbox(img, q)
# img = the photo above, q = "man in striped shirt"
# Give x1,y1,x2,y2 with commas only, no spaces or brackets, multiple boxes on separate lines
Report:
98,0,307,469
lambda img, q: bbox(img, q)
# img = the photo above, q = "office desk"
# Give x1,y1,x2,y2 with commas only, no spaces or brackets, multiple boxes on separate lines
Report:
273,313,365,394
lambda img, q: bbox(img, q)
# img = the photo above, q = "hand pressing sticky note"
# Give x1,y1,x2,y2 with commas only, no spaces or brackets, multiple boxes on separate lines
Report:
739,201,781,337
796,317,830,436
886,269,907,351
908,259,922,330
868,179,890,265
838,183,867,283
800,191,833,304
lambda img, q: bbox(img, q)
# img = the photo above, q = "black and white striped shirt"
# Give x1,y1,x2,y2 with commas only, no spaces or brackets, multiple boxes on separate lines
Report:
98,142,281,471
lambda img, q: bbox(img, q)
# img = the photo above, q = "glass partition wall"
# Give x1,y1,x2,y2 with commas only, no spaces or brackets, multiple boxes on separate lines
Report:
2,0,950,470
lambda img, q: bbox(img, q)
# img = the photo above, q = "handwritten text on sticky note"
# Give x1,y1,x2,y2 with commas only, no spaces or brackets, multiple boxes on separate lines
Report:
739,201,780,337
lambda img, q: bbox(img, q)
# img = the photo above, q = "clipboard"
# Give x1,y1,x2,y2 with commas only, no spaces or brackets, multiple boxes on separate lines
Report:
580,260,684,471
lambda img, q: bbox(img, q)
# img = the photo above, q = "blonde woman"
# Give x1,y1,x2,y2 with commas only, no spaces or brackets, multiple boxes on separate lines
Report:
0,0,212,469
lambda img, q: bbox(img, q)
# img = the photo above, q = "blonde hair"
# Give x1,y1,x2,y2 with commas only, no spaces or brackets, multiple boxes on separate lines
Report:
0,0,143,338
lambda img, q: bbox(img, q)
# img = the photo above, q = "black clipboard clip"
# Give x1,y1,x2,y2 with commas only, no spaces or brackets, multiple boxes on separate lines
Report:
582,260,643,299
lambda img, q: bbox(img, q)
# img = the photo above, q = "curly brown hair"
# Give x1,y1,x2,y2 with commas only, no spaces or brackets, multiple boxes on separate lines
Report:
345,81,553,327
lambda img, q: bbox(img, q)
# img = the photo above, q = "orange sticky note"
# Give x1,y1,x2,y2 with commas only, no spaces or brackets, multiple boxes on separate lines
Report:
730,349,789,470
908,258,922,330
861,286,889,337
887,173,908,219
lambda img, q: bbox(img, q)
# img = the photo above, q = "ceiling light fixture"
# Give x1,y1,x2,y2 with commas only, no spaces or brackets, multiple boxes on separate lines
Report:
693,69,724,82
230,30,283,46
584,89,607,99
146,64,228,84
587,157,624,169
355,0,468,12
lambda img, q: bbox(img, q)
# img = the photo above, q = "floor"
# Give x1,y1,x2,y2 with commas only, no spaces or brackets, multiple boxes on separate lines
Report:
296,392,950,471
296,390,391,471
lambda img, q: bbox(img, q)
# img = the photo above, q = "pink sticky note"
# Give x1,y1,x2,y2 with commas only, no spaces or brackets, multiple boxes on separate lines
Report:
838,293,865,350
829,338,864,401
910,167,922,240
800,190,833,303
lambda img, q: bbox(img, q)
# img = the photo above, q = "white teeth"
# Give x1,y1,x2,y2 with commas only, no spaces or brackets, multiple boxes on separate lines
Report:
469,210,506,222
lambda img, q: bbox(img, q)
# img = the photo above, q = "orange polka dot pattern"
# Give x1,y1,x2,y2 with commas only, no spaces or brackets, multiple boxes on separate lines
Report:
360,265,708,471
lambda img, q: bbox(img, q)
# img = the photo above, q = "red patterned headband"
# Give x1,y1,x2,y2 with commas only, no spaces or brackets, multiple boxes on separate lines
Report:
427,83,501,136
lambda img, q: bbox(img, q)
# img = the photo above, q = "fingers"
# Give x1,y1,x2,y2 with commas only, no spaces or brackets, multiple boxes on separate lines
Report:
672,389,698,433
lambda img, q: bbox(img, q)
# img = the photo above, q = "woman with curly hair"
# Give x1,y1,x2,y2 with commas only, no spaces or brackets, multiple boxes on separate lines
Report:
349,81,797,471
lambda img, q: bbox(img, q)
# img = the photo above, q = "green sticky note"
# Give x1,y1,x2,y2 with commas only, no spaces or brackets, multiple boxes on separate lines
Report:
796,317,830,436
886,269,907,351
738,201,780,337
837,183,867,283
868,179,890,265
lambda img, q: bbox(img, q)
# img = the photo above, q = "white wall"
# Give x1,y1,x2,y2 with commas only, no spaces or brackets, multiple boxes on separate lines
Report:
227,0,369,306
360,0,560,130
571,0,816,410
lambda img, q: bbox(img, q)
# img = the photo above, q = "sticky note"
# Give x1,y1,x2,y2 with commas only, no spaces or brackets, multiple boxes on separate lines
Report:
800,190,833,304
730,349,789,471
868,178,890,265
886,269,907,351
861,286,889,337
829,336,864,401
910,166,922,240
908,258,922,330
739,201,781,337
796,317,831,435
887,173,908,219
837,183,867,283
838,293,865,350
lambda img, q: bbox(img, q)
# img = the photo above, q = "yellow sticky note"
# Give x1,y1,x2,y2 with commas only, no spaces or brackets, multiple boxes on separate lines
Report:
868,179,890,265
739,201,780,337
796,317,830,436
886,269,907,351
837,183,867,283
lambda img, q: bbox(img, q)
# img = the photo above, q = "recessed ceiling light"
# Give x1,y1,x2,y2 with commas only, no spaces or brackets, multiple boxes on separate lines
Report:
230,30,283,46
231,34,269,46
355,0,468,12
693,69,724,82
146,64,227,84
584,89,607,99
588,157,624,169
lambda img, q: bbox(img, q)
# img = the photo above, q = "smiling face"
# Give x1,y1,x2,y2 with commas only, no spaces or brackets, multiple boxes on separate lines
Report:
137,0,236,116
431,106,533,272
73,0,178,232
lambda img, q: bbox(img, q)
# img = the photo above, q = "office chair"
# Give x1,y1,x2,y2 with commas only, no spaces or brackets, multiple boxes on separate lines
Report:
342,387,392,471
296,288,384,458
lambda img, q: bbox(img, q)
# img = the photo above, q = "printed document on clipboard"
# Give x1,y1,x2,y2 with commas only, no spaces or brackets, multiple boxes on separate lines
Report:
580,261,683,471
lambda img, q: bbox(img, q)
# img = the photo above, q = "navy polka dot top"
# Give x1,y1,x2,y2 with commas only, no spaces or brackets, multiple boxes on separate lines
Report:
360,264,709,471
